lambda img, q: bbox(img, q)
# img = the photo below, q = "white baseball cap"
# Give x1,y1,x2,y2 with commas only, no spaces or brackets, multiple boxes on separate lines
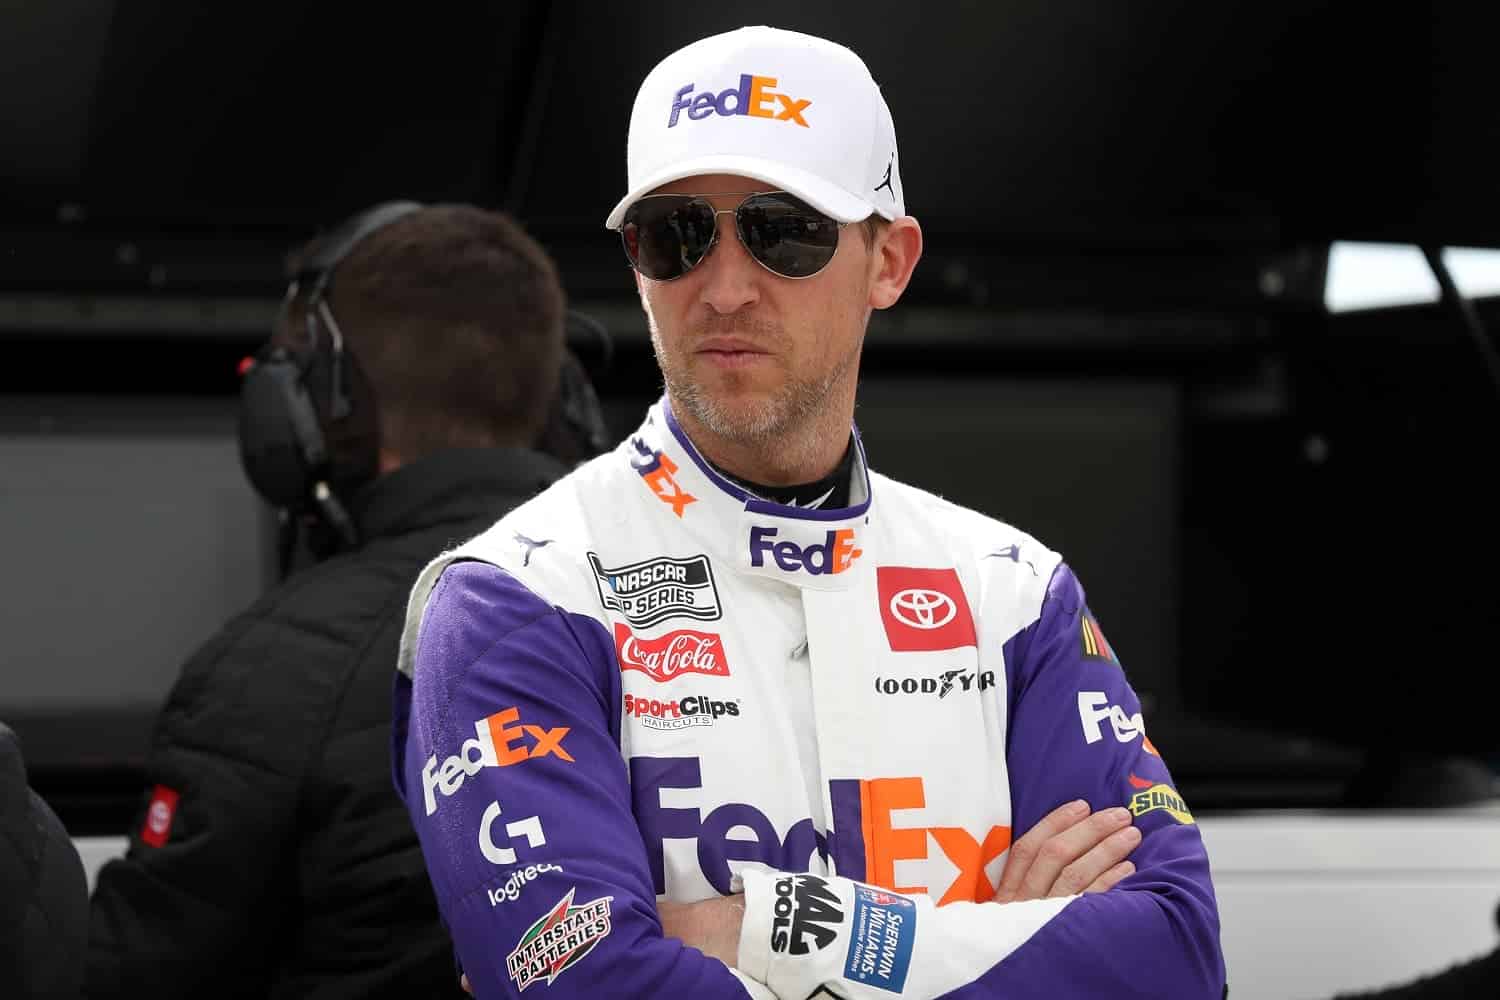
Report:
604,26,905,229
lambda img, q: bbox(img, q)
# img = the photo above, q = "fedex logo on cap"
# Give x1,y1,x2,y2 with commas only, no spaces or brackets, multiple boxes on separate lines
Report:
669,74,811,128
749,525,861,576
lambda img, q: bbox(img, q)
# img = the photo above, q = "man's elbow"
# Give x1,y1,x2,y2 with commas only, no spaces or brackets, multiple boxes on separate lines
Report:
1128,881,1227,998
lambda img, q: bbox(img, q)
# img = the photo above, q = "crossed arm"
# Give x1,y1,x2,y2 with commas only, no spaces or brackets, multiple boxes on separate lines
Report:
459,802,1139,993
655,800,1141,966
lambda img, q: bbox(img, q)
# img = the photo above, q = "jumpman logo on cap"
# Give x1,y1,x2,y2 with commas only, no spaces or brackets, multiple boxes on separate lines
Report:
874,154,895,199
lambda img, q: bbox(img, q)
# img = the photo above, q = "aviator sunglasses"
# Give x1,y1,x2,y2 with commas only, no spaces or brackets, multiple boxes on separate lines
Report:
620,190,846,281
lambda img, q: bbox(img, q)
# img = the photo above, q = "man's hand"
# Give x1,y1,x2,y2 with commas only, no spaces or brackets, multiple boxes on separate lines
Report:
991,799,1141,903
656,893,746,967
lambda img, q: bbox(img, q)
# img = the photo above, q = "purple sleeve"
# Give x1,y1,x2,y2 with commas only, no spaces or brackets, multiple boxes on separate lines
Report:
391,560,755,999
947,563,1226,999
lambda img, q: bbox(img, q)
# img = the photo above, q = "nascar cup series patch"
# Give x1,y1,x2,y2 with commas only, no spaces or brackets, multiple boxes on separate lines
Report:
589,551,721,628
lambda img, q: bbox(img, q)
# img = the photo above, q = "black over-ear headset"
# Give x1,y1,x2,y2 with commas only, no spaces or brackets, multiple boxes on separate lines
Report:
238,200,615,573
238,201,420,565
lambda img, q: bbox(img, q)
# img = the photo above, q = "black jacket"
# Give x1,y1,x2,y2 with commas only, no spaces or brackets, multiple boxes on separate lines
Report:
87,447,567,999
1,722,90,999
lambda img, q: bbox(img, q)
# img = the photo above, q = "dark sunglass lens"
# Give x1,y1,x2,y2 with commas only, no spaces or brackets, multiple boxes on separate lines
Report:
622,197,717,280
736,193,839,277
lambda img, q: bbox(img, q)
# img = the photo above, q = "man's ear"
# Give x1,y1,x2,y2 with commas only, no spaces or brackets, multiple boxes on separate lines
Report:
868,216,923,310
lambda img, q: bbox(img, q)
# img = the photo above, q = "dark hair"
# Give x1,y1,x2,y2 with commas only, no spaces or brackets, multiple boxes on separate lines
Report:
281,204,566,464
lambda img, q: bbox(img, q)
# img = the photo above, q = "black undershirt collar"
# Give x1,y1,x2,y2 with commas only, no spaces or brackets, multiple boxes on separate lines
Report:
713,436,855,510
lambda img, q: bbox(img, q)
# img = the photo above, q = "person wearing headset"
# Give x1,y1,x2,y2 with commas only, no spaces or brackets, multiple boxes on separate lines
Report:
86,202,610,999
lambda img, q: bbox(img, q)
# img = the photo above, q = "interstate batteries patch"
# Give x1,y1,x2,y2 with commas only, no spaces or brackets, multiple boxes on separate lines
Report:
506,888,613,991
589,552,721,628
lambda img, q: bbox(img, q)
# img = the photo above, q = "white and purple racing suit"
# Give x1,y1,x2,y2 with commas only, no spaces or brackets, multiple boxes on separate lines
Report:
392,397,1226,999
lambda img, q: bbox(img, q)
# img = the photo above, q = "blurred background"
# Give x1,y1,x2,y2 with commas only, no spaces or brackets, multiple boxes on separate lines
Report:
2,2,1499,994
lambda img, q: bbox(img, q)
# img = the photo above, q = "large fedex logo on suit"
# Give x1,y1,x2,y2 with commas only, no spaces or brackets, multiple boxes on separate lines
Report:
631,757,1009,906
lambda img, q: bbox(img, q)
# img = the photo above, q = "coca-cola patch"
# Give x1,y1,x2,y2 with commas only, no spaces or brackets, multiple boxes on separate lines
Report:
613,624,731,683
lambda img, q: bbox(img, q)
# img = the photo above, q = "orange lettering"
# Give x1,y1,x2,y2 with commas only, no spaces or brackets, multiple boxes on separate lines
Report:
524,724,573,762
930,825,1012,905
863,777,928,894
747,75,777,118
486,707,529,766
775,94,812,127
643,454,697,517
833,529,862,573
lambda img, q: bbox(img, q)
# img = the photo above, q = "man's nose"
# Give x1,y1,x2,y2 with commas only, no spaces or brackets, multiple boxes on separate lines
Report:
696,211,761,315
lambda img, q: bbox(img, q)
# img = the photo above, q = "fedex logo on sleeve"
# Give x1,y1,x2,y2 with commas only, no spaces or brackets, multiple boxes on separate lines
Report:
422,707,573,816
1078,691,1161,757
669,74,811,128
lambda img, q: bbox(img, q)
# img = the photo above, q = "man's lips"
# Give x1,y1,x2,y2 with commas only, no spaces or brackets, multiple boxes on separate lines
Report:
695,337,769,355
694,337,773,368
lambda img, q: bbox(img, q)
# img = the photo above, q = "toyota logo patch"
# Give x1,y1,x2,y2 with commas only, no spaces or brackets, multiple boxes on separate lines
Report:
876,567,978,652
888,588,957,630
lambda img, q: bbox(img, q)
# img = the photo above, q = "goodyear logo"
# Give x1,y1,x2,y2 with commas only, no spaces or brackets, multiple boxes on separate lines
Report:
669,74,811,128
1128,781,1195,825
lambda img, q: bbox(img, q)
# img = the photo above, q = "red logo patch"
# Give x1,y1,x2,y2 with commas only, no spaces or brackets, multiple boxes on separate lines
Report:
876,567,978,652
141,785,179,848
614,624,731,682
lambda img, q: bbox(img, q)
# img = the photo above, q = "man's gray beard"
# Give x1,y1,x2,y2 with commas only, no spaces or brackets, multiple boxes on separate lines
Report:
657,338,855,446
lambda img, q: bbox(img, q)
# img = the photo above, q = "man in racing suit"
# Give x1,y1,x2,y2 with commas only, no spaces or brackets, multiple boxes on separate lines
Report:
393,25,1227,1000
